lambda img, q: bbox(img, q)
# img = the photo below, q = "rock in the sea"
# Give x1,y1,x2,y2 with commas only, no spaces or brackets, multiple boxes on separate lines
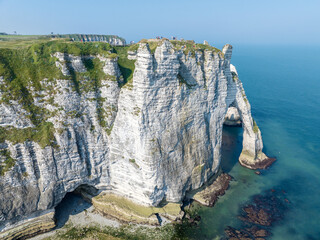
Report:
191,173,232,207
225,189,290,239
225,225,270,240
239,191,288,226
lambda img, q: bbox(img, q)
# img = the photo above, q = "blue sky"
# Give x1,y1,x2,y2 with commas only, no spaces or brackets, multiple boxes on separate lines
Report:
0,0,319,45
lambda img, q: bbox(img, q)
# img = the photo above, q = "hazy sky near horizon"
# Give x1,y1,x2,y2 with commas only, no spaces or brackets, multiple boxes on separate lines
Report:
0,0,319,45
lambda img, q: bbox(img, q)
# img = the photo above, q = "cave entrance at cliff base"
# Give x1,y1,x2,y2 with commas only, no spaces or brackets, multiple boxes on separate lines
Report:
221,124,243,173
54,184,98,229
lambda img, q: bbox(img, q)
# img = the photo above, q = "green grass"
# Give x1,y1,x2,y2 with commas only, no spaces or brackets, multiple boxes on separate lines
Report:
0,35,51,49
46,40,113,56
127,43,139,52
195,43,221,52
129,158,136,163
0,122,56,148
0,39,51,49
253,119,259,133
106,124,114,135
50,223,189,240
113,46,136,87
0,38,221,150
0,40,116,141
170,40,221,57
0,38,123,148
129,158,140,168
0,42,65,124
0,34,125,49
0,34,48,40
133,39,222,57
147,41,161,54
0,37,113,55
0,149,16,176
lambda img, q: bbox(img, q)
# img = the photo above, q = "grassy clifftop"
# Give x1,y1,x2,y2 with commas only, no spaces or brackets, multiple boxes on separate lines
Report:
0,34,125,49
127,39,222,57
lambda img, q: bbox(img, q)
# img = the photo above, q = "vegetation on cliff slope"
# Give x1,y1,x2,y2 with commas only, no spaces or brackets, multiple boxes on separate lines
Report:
0,38,222,151
0,122,56,148
253,119,259,133
0,40,116,149
47,222,191,240
170,40,221,56
0,149,16,176
113,46,136,87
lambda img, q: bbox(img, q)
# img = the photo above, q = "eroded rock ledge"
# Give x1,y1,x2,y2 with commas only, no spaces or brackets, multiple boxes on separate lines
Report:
190,173,232,207
0,38,273,239
0,211,55,240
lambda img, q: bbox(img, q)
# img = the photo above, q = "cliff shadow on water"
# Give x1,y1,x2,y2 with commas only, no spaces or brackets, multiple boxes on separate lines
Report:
221,125,243,173
54,184,98,229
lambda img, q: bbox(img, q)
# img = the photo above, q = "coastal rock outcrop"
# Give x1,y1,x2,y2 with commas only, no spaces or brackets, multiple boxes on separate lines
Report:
0,39,271,238
191,173,232,207
229,64,275,169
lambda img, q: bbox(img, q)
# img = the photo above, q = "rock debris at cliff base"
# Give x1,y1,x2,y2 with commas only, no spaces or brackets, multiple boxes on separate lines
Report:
189,173,232,207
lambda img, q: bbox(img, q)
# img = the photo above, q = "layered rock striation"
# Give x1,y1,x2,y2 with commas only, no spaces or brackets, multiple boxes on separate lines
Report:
53,34,126,45
0,39,271,238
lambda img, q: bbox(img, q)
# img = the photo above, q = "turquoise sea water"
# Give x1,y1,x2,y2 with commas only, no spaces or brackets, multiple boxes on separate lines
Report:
186,45,320,239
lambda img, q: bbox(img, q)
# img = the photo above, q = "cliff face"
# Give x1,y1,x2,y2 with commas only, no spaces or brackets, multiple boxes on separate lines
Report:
0,40,270,235
55,34,126,45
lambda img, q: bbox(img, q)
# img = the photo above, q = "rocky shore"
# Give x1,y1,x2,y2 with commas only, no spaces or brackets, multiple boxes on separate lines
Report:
239,156,276,170
191,173,232,207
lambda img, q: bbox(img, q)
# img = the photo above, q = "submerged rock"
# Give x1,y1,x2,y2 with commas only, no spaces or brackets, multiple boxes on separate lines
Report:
225,225,270,240
224,189,290,239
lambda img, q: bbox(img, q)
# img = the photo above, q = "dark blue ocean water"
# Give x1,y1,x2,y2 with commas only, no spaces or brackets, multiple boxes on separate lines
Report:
187,45,320,239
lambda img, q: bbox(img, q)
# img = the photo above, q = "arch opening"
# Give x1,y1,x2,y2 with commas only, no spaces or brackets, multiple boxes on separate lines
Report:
221,109,243,173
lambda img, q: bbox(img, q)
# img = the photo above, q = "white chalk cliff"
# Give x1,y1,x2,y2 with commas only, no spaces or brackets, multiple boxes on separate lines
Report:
0,40,271,237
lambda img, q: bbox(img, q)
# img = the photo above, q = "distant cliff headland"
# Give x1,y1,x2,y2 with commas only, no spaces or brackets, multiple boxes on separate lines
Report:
0,33,126,46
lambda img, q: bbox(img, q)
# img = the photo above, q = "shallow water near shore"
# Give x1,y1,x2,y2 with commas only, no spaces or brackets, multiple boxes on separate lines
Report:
184,45,320,239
